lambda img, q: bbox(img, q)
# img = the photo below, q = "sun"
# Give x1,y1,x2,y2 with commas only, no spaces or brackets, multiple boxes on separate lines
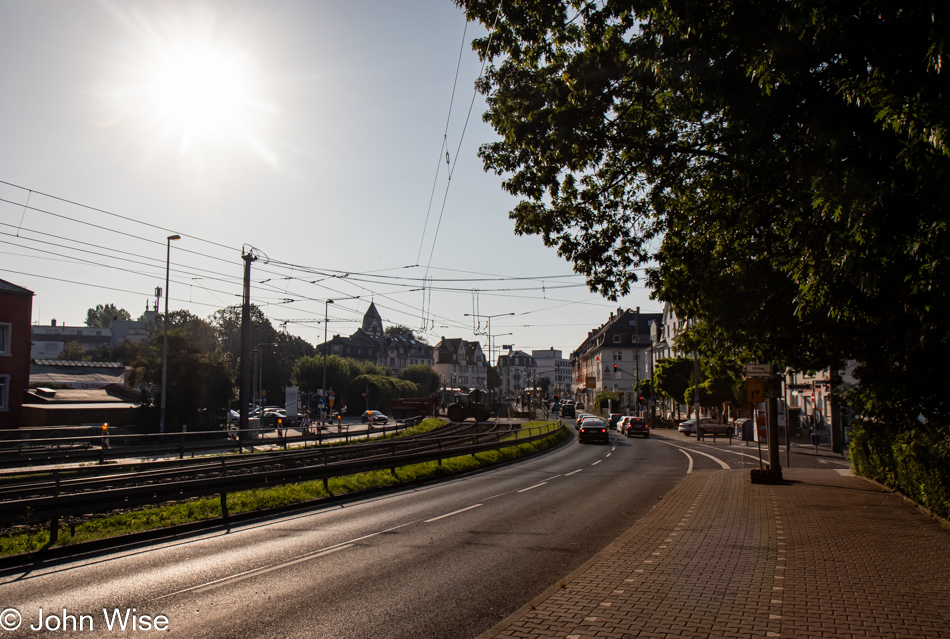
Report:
146,45,252,153
94,4,280,166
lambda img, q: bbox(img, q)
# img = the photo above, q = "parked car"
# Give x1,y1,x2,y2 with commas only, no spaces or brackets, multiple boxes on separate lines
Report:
560,403,576,419
678,419,697,435
361,410,389,425
623,416,650,438
678,419,717,436
578,418,609,444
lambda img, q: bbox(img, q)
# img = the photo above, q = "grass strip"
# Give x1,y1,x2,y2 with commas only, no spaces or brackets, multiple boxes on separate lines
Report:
0,421,568,557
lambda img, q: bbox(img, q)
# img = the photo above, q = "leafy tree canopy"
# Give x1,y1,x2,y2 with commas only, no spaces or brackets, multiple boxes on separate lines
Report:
459,0,950,428
384,324,428,344
85,303,131,328
59,340,91,361
399,364,441,395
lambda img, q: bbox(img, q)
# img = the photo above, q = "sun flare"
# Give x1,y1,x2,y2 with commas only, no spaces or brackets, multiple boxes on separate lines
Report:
95,4,280,166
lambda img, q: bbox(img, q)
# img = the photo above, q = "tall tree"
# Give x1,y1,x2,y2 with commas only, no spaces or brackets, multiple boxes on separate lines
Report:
85,304,131,328
133,311,234,430
459,0,950,429
400,364,441,395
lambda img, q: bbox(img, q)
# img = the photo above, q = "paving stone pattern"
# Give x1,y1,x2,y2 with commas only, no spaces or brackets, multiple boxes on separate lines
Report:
478,468,950,639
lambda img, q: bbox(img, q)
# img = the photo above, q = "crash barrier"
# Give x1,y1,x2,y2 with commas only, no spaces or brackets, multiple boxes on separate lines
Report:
0,416,430,468
0,422,566,543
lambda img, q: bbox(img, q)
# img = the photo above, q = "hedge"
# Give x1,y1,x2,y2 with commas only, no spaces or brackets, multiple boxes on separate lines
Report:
850,419,950,520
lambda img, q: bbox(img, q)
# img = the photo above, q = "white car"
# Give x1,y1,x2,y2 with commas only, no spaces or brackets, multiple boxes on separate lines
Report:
678,419,698,436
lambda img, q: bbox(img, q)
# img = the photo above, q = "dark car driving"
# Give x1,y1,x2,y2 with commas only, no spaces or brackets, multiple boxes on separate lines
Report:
623,416,649,438
578,418,609,444
361,410,389,425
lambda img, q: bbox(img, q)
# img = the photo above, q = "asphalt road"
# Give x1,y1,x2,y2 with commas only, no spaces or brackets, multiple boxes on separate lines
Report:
0,423,847,638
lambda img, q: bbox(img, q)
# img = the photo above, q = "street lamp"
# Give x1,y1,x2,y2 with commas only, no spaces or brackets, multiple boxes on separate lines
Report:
160,234,180,434
321,299,334,420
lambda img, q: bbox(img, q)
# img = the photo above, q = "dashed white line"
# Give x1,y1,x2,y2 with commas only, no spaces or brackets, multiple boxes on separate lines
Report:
591,460,602,466
518,482,548,493
566,469,583,476
424,503,483,522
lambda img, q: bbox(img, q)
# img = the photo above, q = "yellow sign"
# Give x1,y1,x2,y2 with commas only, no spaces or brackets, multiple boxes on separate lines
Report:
747,378,764,403
585,376,596,389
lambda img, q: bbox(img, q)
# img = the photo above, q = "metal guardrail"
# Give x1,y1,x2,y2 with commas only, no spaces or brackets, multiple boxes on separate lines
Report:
0,416,431,468
0,422,566,543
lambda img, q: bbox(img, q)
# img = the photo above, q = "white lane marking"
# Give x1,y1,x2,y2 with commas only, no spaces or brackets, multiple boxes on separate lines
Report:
518,482,548,493
591,460,602,466
606,453,612,458
566,469,583,476
169,544,354,598
676,448,694,474
663,442,731,469
148,517,422,601
425,503,483,522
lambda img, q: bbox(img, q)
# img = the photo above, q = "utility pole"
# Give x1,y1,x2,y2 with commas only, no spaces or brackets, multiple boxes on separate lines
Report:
239,250,258,435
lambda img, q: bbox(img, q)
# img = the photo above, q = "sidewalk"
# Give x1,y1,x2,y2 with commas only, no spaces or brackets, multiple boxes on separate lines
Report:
479,468,950,639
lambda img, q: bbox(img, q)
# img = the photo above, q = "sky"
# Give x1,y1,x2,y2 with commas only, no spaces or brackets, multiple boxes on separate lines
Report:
0,0,659,362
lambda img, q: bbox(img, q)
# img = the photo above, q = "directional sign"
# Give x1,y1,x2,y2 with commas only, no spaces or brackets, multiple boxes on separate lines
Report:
747,378,765,403
745,364,773,377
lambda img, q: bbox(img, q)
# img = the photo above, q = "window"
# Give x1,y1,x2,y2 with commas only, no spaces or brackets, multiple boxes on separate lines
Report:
0,323,10,356
0,375,8,411
613,351,623,361
613,334,621,343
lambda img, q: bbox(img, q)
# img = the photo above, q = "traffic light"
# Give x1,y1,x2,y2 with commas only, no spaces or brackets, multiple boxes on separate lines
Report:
554,394,559,402
613,364,618,373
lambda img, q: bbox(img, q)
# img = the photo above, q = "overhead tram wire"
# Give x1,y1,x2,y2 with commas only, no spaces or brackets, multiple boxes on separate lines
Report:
416,19,469,264
421,1,504,281
0,180,238,254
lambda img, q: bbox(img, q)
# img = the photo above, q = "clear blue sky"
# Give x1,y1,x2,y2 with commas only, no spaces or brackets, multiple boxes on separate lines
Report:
0,0,658,361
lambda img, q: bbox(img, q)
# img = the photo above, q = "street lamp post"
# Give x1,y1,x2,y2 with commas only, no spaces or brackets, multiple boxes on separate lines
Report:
160,234,180,435
321,299,334,422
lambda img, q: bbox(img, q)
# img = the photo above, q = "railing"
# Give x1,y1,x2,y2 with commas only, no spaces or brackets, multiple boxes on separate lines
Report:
0,422,567,544
0,416,432,468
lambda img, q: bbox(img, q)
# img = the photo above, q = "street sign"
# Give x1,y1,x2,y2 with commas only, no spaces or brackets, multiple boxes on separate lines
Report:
747,378,764,403
745,364,773,377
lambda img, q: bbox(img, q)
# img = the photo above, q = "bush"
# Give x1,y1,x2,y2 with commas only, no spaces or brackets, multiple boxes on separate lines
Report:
850,419,950,520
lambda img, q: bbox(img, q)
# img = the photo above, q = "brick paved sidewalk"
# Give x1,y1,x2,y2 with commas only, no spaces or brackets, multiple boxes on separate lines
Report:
478,468,950,639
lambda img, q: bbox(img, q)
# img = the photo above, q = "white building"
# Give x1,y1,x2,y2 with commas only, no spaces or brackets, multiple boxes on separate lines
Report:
532,348,570,396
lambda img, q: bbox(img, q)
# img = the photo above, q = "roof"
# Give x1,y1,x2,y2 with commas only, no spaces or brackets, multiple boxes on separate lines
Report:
32,359,125,368
0,278,34,296
23,386,138,405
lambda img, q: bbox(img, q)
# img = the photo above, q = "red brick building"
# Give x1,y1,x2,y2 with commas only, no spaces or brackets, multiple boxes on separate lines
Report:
0,279,34,429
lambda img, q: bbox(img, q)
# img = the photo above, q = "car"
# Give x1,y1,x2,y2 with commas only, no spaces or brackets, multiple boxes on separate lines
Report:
261,408,286,431
678,419,697,435
361,410,389,425
560,403,576,419
678,419,717,436
622,416,649,438
575,413,598,430
578,418,609,444
608,413,624,431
